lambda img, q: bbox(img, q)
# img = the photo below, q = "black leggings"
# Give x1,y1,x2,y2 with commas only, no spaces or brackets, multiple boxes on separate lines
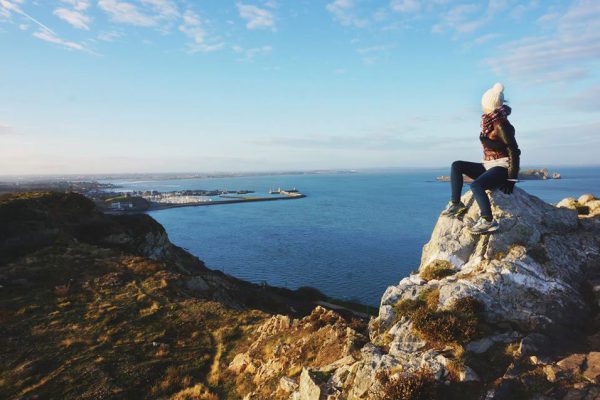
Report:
451,161,508,219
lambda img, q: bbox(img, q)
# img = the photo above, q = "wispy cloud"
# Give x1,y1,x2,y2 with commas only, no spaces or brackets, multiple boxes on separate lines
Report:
1,0,94,53
178,9,224,53
237,3,275,30
1,0,55,33
326,0,368,28
98,0,157,27
432,3,484,34
564,85,600,112
487,0,600,83
232,44,272,60
59,0,90,12
390,0,420,14
97,30,122,41
32,28,95,53
53,8,91,30
250,128,472,151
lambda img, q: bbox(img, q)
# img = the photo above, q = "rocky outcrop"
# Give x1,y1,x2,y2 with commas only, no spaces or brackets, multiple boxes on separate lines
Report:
226,306,367,399
227,188,600,399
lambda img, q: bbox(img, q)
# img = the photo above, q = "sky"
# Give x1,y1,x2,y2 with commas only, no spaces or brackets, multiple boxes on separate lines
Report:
1,0,599,175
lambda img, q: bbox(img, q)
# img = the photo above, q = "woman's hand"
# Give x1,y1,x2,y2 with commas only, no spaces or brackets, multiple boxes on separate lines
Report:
500,180,515,194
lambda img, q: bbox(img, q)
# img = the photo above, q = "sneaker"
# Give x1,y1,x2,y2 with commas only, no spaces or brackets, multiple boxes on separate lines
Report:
469,218,499,234
441,201,467,217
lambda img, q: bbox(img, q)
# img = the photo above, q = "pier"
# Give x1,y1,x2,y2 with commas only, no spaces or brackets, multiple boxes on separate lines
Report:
147,192,306,211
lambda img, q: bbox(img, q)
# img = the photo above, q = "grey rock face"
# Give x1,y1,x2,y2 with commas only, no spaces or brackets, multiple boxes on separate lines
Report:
341,188,600,397
408,188,587,331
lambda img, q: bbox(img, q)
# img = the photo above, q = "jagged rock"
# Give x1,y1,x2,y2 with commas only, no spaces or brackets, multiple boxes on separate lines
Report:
466,337,494,354
388,321,426,355
225,189,600,398
557,354,586,375
578,194,596,204
459,365,480,382
228,353,255,374
298,368,321,400
583,352,600,383
587,200,600,215
516,333,550,357
544,364,560,383
185,276,209,291
384,188,587,333
347,344,400,398
279,376,298,393
557,197,579,210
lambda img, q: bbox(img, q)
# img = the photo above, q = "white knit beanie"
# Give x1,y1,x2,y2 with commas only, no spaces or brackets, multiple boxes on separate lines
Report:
481,83,504,114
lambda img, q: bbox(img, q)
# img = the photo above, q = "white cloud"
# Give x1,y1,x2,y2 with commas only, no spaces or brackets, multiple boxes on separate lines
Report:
233,44,272,60
141,0,178,20
179,9,224,53
1,0,55,33
565,85,600,112
487,0,600,83
326,0,368,28
237,3,275,30
32,28,93,53
473,32,500,45
97,30,122,41
390,0,420,13
0,0,93,53
433,3,483,34
60,0,90,12
98,0,155,27
53,7,91,30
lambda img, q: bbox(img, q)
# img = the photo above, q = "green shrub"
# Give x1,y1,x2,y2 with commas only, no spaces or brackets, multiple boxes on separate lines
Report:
420,260,455,281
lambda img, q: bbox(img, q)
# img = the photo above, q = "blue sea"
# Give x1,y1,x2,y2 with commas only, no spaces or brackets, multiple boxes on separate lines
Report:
105,166,600,306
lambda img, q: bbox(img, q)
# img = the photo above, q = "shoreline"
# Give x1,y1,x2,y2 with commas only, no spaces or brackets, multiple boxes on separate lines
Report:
104,193,306,213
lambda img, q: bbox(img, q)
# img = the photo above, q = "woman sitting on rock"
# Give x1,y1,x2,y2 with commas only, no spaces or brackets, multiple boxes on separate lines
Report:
442,83,521,234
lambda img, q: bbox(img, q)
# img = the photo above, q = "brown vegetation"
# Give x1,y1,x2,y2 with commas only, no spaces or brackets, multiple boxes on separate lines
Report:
419,260,456,281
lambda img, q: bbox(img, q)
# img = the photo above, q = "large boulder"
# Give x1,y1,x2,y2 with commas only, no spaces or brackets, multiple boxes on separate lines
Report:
380,188,590,333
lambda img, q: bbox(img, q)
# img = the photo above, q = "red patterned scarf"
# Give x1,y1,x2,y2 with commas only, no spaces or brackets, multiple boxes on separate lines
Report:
480,105,511,137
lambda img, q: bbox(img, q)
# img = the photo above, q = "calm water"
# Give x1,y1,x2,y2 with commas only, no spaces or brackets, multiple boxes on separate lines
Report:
105,167,600,306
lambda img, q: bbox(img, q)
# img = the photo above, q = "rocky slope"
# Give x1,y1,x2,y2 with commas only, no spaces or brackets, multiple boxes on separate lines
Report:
228,189,600,399
0,192,367,399
4,190,600,399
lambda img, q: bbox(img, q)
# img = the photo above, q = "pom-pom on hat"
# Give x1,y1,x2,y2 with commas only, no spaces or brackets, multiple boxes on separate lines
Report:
481,82,505,114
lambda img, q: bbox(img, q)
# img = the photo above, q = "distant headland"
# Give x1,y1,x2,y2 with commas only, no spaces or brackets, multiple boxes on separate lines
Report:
436,168,561,182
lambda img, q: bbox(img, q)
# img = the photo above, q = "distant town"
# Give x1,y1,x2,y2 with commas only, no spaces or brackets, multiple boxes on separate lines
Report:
0,179,305,212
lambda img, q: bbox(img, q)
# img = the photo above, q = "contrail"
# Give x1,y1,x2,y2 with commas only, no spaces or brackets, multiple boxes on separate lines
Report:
0,0,56,34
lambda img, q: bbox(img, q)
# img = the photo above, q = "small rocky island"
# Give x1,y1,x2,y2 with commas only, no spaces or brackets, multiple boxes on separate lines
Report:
436,168,561,182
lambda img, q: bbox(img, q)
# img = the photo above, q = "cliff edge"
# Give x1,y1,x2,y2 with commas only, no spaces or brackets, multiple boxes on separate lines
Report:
231,189,600,399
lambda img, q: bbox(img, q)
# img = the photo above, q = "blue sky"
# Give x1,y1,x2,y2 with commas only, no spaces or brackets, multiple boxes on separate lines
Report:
1,0,599,175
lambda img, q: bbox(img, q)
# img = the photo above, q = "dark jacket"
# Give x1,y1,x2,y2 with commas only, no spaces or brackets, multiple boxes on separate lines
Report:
479,119,520,179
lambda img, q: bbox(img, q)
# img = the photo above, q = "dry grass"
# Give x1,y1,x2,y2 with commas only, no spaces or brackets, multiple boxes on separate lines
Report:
0,242,267,400
171,383,219,400
420,260,456,281
374,368,440,400
393,293,486,348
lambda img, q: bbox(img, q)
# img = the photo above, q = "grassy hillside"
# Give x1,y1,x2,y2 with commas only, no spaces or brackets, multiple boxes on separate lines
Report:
0,192,366,399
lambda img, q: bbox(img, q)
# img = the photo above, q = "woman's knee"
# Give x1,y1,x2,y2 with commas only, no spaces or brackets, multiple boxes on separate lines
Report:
451,160,464,171
470,180,482,192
